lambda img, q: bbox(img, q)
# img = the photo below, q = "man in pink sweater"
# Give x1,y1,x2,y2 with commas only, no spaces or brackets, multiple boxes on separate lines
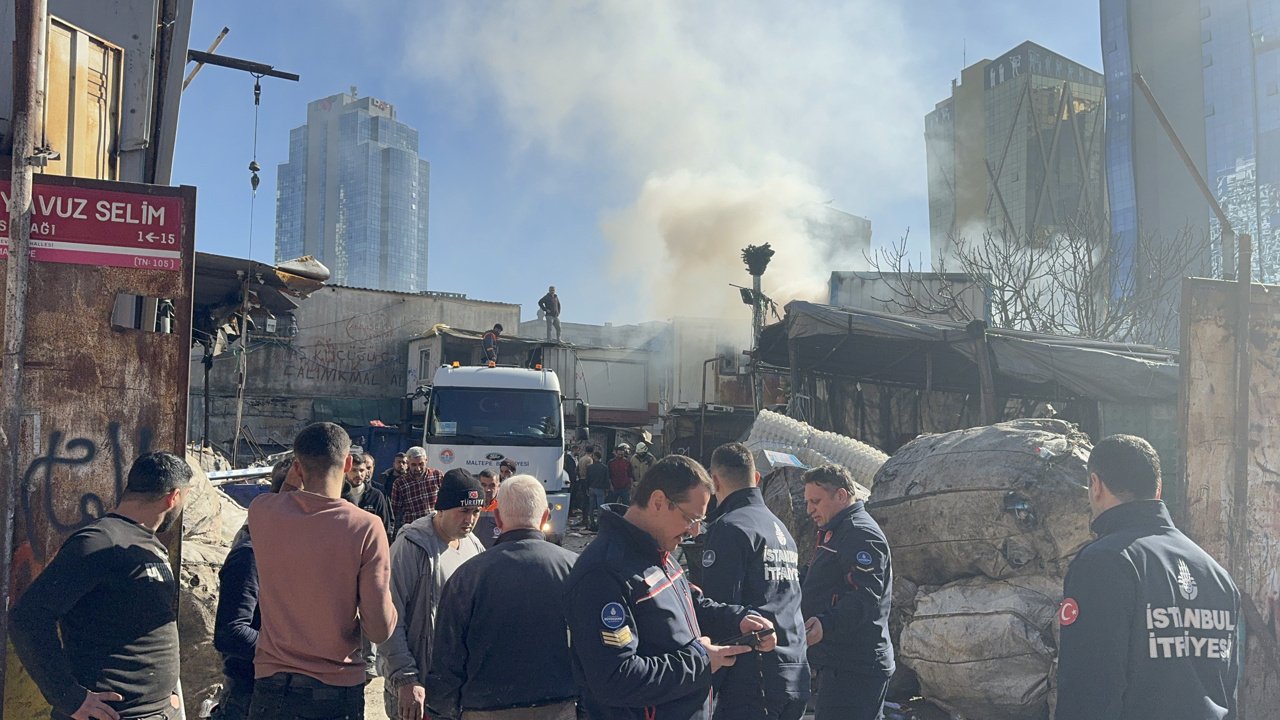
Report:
246,422,397,720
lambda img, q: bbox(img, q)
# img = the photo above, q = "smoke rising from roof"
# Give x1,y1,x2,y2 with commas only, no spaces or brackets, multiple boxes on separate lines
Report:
407,1,931,320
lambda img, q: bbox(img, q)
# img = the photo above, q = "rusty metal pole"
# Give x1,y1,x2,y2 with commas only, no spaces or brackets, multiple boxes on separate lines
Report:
1231,235,1253,607
1,0,48,713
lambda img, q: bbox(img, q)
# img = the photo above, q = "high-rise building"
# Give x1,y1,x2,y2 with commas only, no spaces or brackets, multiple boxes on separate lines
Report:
1101,0,1212,284
925,42,1107,258
1103,0,1280,282
275,89,430,292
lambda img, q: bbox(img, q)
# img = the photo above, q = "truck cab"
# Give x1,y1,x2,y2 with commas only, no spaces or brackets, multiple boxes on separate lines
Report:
421,364,572,540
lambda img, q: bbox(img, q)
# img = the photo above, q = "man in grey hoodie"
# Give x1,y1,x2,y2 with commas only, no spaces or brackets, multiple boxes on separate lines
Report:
379,469,486,720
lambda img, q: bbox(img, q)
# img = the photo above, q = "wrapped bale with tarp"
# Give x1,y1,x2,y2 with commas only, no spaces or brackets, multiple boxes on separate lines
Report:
870,418,1093,586
899,575,1061,720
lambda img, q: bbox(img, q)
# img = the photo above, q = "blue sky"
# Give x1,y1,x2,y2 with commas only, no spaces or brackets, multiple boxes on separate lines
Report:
171,0,1101,325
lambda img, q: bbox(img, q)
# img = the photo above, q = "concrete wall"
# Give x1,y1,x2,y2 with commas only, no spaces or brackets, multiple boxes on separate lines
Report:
190,285,519,451
829,271,991,322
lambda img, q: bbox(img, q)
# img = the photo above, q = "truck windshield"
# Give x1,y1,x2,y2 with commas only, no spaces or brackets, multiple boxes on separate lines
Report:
427,387,562,447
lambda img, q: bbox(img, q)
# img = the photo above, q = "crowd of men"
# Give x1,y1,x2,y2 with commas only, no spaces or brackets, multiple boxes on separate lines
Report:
8,425,1241,720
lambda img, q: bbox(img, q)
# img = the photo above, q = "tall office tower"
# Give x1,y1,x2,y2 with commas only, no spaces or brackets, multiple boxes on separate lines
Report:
1101,0,1212,285
275,89,431,292
925,42,1107,259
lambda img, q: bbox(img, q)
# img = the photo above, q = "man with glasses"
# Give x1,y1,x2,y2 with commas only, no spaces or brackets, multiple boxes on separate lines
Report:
566,455,777,720
11,452,192,720
700,443,810,720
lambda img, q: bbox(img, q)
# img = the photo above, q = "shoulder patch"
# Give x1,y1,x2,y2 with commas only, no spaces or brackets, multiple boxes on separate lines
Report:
775,522,789,546
601,602,626,629
1058,597,1079,626
601,626,633,647
702,550,716,567
856,550,874,566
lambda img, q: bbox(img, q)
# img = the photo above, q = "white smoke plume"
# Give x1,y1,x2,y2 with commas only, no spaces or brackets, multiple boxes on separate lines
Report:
406,1,933,320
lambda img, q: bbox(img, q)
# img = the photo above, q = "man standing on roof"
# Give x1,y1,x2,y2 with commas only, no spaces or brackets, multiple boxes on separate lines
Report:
538,286,562,342
483,324,503,364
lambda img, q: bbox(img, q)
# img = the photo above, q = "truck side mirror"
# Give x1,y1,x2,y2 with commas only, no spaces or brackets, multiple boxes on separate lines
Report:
576,401,590,441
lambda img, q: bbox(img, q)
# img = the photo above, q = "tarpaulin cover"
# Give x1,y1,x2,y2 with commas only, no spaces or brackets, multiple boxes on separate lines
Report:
759,301,1179,402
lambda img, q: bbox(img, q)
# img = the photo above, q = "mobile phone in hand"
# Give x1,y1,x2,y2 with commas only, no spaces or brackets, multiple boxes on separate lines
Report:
722,627,775,647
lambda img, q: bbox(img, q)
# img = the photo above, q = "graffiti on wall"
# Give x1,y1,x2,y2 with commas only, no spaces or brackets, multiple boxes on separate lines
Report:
10,421,154,597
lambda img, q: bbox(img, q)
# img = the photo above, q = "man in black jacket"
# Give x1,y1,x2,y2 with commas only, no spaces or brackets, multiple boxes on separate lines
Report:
801,464,894,720
10,452,192,720
211,459,299,720
343,452,392,544
427,475,579,719
1056,435,1240,720
700,443,809,720
566,455,777,720
538,285,562,341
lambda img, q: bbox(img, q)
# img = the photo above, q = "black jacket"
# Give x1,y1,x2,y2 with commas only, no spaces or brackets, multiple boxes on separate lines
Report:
699,488,810,716
586,460,611,490
213,524,259,688
799,501,894,676
566,505,748,720
343,481,393,544
1056,500,1240,720
539,292,561,317
427,528,578,718
10,515,180,719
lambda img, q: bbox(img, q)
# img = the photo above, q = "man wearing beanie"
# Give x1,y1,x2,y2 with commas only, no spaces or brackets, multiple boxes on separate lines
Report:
380,469,486,720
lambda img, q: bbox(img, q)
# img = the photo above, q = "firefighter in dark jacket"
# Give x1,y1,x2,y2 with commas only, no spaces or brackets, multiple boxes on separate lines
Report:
700,443,810,720
1056,434,1240,720
566,455,777,720
427,475,579,720
800,464,894,720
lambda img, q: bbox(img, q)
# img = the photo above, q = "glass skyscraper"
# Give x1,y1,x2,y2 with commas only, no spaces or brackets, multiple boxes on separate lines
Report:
1103,0,1279,283
275,90,431,292
925,41,1106,258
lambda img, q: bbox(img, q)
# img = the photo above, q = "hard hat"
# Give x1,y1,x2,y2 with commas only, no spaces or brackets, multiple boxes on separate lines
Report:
616,443,631,451
636,442,649,454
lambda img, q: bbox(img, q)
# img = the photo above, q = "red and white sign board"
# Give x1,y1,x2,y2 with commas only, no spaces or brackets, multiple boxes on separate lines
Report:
0,180,185,271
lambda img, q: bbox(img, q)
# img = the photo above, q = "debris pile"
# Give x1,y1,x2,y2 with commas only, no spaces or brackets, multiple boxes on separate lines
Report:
871,419,1093,720
179,451,248,718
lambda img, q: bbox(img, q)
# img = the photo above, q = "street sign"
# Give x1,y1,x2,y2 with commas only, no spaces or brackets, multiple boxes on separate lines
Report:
0,179,186,271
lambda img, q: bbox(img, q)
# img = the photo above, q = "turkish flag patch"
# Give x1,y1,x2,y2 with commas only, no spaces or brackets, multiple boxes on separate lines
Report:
1058,597,1079,626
